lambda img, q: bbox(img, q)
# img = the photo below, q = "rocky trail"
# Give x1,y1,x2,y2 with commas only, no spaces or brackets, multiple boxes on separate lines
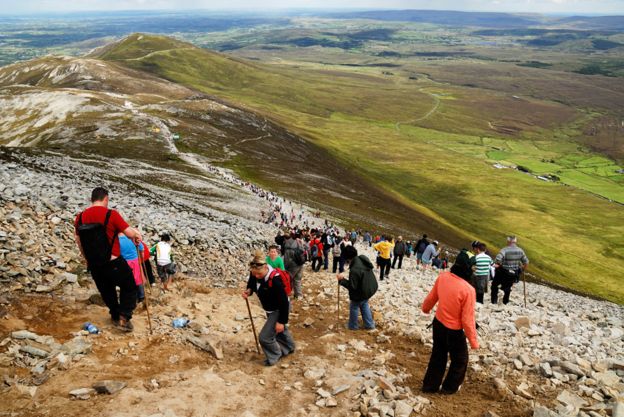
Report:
0,147,623,417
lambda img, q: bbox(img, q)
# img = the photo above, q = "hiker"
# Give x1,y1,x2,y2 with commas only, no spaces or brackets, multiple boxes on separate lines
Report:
331,237,343,274
421,253,478,394
415,234,429,265
243,252,295,366
364,231,372,247
339,235,352,273
309,234,323,272
74,187,141,332
373,236,394,281
337,246,378,330
152,233,175,290
405,241,413,258
392,236,407,269
118,234,146,303
275,230,286,255
350,230,358,245
141,242,156,286
266,244,285,270
421,240,440,270
492,236,529,305
283,232,306,299
472,242,493,304
321,230,333,271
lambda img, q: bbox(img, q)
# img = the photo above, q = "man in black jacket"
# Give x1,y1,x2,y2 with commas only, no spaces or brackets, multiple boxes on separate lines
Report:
392,236,407,269
243,252,295,366
337,246,377,330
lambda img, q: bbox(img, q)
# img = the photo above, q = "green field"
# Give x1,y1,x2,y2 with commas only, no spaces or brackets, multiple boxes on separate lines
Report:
95,34,624,304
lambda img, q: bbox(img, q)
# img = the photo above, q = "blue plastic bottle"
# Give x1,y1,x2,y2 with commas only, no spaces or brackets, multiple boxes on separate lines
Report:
172,318,189,328
83,322,99,334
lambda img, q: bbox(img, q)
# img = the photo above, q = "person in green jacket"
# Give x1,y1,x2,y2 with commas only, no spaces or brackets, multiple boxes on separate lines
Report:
266,245,285,270
337,246,378,330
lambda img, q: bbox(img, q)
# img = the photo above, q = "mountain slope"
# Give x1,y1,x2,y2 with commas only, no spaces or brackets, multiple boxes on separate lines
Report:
92,34,624,304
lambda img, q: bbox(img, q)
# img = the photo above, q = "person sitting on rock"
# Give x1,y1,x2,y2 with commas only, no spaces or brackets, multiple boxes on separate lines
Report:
74,187,141,332
242,251,295,366
421,254,479,394
337,245,378,330
266,244,285,270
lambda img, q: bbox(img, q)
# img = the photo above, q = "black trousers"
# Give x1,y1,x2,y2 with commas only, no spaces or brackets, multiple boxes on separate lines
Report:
392,254,404,269
90,257,137,321
311,256,323,272
491,269,514,304
422,318,469,393
378,258,391,280
144,259,156,285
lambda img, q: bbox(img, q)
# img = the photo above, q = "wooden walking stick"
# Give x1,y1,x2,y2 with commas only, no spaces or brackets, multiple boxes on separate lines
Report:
245,297,261,354
522,269,527,308
337,282,340,321
137,247,153,334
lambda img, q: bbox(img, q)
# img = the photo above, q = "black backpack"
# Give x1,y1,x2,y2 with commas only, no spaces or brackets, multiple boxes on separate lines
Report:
77,210,116,268
293,247,307,266
360,256,378,300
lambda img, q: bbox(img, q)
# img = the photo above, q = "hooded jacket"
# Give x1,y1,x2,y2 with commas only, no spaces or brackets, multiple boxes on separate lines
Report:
339,255,378,302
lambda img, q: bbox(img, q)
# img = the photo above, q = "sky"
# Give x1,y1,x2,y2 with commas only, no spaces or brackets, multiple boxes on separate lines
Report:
1,0,623,15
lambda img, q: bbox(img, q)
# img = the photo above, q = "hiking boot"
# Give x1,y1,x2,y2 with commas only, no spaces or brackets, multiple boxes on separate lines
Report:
115,317,134,332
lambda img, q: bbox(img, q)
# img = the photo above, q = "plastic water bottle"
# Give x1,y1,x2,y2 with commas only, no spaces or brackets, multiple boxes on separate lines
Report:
83,322,99,334
172,318,190,328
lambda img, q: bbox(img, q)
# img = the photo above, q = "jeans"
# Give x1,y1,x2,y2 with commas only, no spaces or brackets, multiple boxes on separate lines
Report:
392,254,404,269
332,255,344,273
323,249,330,270
378,258,391,280
137,284,145,301
491,269,514,304
259,311,296,365
422,318,468,393
348,300,375,330
90,257,137,321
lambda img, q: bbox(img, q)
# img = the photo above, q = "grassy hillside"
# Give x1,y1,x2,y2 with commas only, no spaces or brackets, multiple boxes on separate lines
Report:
102,34,624,304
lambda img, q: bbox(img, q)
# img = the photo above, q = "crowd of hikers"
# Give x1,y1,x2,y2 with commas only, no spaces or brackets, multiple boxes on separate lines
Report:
74,186,529,396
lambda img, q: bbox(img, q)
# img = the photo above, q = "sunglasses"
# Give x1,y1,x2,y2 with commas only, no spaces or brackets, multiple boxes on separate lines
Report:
250,262,266,267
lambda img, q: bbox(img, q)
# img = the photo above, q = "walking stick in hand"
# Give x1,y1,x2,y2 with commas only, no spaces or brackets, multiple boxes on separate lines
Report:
245,297,261,354
522,269,527,308
136,247,153,334
337,282,341,321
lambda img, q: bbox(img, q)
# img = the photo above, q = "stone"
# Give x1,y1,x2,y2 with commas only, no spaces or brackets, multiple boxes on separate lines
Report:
11,330,39,340
484,412,501,417
377,377,395,392
560,361,585,377
325,397,337,407
533,405,556,417
613,401,624,417
186,335,224,360
70,387,95,400
515,316,531,329
493,378,509,395
303,318,315,327
332,384,351,396
15,384,37,398
513,359,523,370
93,380,126,395
62,337,92,356
394,400,413,417
19,344,49,358
317,388,331,398
540,362,553,377
304,368,325,380
62,272,78,284
556,389,587,409
593,371,619,387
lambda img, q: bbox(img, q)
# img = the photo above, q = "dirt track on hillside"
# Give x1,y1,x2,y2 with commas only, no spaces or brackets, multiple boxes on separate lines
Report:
0,269,537,417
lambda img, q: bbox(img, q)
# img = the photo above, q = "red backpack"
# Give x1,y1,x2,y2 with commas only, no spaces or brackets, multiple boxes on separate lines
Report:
268,268,293,297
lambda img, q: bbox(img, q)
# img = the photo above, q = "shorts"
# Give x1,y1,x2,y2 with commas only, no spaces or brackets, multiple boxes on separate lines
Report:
417,253,423,261
157,263,174,282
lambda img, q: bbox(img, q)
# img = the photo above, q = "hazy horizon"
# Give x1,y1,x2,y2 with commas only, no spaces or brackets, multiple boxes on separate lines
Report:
1,1,623,16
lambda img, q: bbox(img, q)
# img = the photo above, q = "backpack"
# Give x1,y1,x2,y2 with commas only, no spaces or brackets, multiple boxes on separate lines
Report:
268,268,293,297
310,243,319,258
360,257,378,299
77,209,115,268
293,244,308,266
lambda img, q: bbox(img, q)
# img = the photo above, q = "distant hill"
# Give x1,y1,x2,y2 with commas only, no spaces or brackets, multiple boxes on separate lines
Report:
555,15,624,31
326,9,546,27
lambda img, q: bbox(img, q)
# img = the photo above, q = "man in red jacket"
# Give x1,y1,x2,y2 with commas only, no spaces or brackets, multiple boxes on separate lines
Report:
421,257,478,394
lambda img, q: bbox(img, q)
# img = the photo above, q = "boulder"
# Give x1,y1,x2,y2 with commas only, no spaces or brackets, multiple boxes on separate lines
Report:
93,380,126,395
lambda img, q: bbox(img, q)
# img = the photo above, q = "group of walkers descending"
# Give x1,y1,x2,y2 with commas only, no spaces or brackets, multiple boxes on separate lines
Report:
74,187,177,333
74,185,530,398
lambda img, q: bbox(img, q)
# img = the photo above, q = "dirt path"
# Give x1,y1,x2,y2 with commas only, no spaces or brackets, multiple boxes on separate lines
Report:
0,267,536,417
395,89,441,132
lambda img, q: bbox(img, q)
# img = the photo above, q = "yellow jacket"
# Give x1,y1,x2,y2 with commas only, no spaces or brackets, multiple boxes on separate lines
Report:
374,241,394,259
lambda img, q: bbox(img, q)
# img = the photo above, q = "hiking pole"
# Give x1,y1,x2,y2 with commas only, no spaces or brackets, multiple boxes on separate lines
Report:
136,247,153,334
139,258,152,295
337,283,340,321
522,270,527,309
245,297,261,354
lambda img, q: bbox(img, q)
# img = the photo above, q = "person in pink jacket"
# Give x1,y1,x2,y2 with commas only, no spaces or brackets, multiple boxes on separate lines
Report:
421,256,478,394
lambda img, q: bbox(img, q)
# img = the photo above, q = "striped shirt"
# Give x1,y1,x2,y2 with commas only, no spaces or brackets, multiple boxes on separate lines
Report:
495,244,529,271
474,252,493,276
